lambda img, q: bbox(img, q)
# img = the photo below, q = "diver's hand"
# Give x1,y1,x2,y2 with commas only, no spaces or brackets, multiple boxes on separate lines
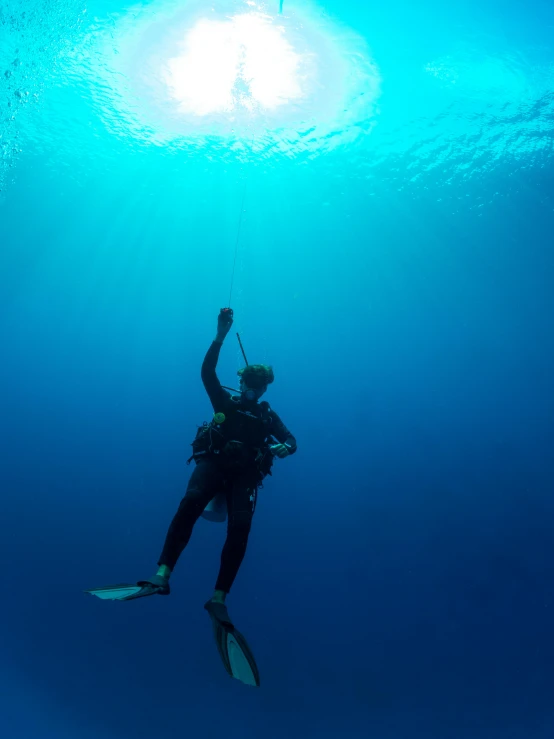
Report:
269,443,291,459
216,308,234,343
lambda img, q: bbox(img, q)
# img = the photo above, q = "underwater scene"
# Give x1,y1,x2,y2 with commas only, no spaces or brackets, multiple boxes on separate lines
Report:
1,0,554,737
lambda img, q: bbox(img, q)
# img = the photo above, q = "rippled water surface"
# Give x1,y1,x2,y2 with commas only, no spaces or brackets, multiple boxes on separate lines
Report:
2,0,553,206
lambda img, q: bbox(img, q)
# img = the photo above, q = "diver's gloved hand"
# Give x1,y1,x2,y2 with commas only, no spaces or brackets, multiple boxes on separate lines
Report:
269,443,291,459
216,308,234,342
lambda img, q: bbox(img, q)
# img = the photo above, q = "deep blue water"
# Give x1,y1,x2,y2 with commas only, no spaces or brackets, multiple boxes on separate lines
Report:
1,0,554,737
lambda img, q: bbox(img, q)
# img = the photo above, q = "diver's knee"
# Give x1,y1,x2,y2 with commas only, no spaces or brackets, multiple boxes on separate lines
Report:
227,514,253,538
179,488,207,515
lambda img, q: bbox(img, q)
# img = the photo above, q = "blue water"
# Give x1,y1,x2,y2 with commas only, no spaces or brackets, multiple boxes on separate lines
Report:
1,0,554,737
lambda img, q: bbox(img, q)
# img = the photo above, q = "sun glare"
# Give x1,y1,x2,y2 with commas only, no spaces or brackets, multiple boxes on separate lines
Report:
89,0,382,153
165,12,303,116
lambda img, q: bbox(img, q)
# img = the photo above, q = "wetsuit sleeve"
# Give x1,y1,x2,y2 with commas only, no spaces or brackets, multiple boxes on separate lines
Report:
201,341,229,411
269,409,297,455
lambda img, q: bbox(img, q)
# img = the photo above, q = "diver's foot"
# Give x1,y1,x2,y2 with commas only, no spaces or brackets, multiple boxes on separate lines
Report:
204,598,233,626
156,564,172,580
85,574,170,602
136,574,170,597
211,589,226,605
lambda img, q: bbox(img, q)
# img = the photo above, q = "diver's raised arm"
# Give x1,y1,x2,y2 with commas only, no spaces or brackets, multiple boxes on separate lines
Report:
201,308,234,409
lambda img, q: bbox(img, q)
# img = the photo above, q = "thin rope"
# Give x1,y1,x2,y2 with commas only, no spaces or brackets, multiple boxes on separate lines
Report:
228,177,248,307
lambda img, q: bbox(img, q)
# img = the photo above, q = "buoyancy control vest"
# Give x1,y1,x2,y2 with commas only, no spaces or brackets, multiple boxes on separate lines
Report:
189,397,275,476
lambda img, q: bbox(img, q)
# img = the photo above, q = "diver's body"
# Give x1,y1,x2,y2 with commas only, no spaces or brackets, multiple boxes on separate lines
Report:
86,309,296,685
157,312,297,601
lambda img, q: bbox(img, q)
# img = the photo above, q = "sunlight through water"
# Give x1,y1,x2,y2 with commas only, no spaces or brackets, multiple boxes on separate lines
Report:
85,0,381,153
166,12,304,115
1,0,553,199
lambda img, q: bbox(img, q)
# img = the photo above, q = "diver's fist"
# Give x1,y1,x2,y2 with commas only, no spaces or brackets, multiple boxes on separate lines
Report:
217,308,234,338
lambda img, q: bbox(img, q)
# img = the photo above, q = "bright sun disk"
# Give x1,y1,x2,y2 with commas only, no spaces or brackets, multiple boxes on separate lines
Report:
165,12,304,116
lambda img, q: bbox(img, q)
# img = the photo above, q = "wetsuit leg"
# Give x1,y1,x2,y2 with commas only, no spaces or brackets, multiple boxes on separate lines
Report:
158,459,224,571
214,470,259,593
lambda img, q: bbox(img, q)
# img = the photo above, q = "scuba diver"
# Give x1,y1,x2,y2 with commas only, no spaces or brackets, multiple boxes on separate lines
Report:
86,308,297,686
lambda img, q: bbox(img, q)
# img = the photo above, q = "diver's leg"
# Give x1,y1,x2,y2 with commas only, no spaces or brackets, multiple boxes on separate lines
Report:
212,472,258,603
158,459,223,576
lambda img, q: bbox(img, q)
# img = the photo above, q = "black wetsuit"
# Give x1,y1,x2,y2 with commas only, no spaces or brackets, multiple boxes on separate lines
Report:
158,341,297,593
